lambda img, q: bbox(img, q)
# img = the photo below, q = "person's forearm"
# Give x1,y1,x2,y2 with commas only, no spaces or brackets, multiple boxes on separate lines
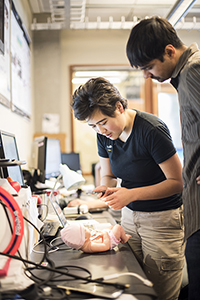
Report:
102,179,183,211
86,199,108,209
101,175,117,187
130,178,183,202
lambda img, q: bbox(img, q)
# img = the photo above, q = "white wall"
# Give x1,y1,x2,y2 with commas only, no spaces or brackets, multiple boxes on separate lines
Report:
33,27,200,152
2,0,200,173
34,29,131,154
178,30,200,47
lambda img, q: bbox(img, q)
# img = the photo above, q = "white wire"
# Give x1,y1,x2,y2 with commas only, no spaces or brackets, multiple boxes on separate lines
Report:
32,239,59,254
50,236,71,250
46,174,63,208
49,236,63,246
103,272,153,287
32,175,64,254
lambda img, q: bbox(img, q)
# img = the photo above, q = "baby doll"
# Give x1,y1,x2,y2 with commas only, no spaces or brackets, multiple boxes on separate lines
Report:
60,223,131,253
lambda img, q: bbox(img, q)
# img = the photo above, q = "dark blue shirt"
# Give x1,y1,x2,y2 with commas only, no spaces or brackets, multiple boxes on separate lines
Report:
97,110,182,212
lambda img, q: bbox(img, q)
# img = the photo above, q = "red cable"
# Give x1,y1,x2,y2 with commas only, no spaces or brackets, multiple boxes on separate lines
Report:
0,186,24,277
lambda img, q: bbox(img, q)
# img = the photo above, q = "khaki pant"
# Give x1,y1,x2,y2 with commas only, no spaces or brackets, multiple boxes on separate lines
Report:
121,205,185,300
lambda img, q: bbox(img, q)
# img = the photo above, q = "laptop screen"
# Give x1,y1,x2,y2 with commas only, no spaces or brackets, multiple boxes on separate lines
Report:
47,192,68,227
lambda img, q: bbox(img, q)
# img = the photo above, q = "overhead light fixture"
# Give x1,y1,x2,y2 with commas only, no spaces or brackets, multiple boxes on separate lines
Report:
166,0,197,26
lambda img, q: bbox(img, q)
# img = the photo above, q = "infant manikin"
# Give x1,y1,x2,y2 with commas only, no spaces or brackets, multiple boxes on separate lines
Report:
61,223,131,253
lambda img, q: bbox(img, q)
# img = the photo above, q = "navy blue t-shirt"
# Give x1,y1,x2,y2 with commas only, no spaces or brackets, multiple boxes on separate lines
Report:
97,110,182,212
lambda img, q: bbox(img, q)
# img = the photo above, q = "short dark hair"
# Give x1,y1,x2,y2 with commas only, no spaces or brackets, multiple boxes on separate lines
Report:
71,77,128,121
126,16,183,68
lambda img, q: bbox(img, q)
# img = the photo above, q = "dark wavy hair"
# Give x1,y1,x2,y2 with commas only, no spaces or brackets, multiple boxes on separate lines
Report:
71,77,128,121
126,16,183,68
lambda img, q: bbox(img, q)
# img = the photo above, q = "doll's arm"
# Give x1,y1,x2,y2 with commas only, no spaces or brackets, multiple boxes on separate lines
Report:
90,231,111,252
111,224,131,243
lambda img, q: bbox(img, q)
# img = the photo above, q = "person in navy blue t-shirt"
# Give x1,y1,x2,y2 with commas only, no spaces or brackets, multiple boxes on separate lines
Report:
71,77,184,300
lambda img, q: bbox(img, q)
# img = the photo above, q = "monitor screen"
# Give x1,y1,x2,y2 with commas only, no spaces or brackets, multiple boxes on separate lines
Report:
61,152,81,172
30,136,47,183
45,138,61,179
0,130,24,185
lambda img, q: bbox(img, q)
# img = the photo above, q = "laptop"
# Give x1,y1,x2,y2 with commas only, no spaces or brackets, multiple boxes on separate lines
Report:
47,193,101,229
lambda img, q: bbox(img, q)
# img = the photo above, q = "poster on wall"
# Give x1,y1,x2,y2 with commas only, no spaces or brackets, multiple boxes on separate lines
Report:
0,0,11,108
11,4,31,118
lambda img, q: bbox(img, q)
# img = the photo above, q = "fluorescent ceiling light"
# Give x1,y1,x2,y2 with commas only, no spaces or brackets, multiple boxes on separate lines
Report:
29,0,43,13
166,0,197,26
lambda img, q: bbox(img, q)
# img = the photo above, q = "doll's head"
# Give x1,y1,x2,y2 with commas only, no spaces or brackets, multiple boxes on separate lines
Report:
60,223,86,249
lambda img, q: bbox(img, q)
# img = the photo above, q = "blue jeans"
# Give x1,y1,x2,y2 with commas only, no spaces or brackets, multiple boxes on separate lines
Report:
185,229,200,300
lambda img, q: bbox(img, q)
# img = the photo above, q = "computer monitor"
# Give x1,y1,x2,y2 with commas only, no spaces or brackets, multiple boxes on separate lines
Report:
30,136,47,184
0,130,24,185
61,152,81,172
45,138,61,179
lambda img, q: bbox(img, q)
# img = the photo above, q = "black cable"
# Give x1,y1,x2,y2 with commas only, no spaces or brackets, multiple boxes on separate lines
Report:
0,201,69,299
22,218,93,287
0,201,56,287
39,203,49,222
23,217,57,286
0,206,93,287
0,201,128,297
0,251,127,290
0,209,68,300
44,265,92,283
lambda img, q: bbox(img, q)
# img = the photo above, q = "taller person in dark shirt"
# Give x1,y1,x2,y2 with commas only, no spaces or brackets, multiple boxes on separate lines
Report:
126,16,200,300
71,77,184,300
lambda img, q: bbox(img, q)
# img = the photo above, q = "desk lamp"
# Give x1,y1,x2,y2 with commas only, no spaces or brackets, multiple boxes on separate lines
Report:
59,164,85,191
46,164,87,221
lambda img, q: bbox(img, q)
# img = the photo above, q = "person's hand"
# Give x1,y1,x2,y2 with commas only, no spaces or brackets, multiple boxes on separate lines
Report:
92,185,108,198
67,199,86,207
101,187,132,210
196,175,200,185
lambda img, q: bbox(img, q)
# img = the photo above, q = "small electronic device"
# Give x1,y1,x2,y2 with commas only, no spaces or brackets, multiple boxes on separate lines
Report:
86,190,106,196
88,207,108,213
75,215,90,220
57,284,123,299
